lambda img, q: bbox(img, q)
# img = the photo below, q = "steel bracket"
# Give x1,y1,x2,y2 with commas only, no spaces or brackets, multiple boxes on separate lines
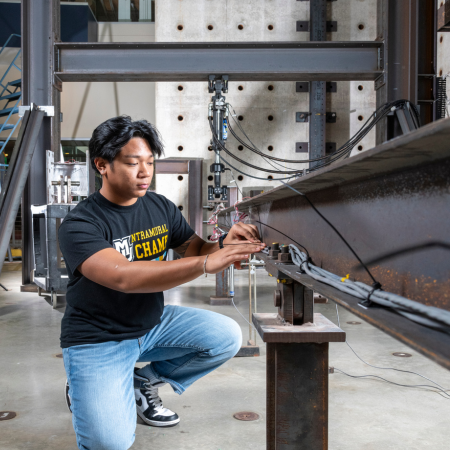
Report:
326,81,337,92
296,112,310,123
326,142,337,154
375,72,386,90
18,104,55,117
295,142,309,153
296,81,309,92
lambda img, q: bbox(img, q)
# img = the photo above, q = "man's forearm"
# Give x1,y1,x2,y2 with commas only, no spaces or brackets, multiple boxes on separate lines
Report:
198,241,220,256
117,255,205,294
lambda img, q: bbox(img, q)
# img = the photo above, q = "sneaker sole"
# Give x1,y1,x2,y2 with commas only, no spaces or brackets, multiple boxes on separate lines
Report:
136,409,180,427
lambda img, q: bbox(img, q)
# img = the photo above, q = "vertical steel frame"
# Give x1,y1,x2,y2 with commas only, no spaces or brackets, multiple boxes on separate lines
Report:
21,0,61,286
187,159,203,236
417,0,438,125
267,343,329,450
309,0,327,168
376,0,436,143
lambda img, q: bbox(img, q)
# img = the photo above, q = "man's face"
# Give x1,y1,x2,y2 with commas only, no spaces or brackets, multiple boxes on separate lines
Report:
95,137,154,200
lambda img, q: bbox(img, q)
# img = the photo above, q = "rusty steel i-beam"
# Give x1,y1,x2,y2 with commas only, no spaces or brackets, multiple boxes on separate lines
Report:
218,117,450,371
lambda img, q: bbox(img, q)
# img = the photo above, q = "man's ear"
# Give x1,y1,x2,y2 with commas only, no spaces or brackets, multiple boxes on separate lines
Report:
94,157,108,176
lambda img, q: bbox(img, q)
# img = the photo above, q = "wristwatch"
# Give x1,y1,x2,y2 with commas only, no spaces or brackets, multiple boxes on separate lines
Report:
219,233,228,249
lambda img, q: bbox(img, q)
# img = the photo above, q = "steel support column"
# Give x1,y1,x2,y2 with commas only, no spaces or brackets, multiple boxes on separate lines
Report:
267,342,329,450
417,0,437,125
309,0,327,169
21,0,61,286
187,159,203,237
376,0,418,143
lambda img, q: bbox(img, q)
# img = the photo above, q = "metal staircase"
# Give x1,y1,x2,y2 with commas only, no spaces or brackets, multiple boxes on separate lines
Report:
0,34,22,160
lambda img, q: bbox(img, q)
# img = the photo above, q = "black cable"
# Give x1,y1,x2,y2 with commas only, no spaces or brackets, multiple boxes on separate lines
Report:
334,368,450,399
335,305,450,396
226,100,419,173
280,181,378,285
356,242,450,269
210,118,303,174
227,103,375,164
220,154,297,181
254,220,310,260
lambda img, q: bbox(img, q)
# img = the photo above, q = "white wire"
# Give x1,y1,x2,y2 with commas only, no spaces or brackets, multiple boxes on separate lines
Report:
231,297,259,333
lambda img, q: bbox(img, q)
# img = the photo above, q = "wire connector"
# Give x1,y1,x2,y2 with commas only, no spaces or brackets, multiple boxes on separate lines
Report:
359,281,382,309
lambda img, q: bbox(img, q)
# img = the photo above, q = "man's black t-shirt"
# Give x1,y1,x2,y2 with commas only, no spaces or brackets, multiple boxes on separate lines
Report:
58,191,194,348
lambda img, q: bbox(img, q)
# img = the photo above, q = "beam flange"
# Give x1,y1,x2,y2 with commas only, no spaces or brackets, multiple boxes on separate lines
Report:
54,41,383,82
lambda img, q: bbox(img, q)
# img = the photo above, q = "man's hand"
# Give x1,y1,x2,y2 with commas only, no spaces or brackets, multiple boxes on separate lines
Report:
205,241,265,274
224,222,262,245
222,222,265,269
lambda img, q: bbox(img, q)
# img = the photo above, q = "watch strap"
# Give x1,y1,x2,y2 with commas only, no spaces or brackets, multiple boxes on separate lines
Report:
219,233,228,249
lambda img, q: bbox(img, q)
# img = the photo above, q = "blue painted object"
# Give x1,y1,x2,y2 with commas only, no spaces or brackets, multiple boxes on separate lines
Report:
0,34,22,157
0,3,98,47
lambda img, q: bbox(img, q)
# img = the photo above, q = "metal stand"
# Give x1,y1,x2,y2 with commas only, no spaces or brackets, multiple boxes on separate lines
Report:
254,313,344,450
255,252,345,449
235,255,260,357
209,269,233,305
31,203,76,308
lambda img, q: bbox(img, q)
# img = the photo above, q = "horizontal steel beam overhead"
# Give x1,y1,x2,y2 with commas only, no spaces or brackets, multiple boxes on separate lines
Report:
54,41,383,82
218,117,450,369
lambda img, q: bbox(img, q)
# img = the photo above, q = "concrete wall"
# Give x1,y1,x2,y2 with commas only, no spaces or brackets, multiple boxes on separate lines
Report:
155,0,378,239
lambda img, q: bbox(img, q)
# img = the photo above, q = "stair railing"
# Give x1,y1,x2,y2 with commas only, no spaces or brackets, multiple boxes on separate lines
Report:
0,34,22,156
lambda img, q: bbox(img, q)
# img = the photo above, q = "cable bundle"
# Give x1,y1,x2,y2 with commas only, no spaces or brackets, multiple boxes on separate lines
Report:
209,100,421,181
288,244,450,333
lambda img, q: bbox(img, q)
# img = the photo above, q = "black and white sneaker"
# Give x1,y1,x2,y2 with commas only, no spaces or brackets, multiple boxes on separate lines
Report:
65,379,72,413
134,369,180,427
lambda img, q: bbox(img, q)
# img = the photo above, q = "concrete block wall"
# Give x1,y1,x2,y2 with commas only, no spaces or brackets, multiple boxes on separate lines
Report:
154,0,378,239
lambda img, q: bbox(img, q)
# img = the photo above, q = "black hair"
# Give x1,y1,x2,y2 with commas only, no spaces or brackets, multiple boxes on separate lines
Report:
89,116,164,174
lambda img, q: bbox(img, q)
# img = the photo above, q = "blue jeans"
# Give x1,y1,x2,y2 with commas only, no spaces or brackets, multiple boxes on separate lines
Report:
62,305,242,450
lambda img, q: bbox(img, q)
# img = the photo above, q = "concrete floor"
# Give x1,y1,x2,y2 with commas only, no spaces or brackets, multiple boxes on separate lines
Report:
0,262,449,450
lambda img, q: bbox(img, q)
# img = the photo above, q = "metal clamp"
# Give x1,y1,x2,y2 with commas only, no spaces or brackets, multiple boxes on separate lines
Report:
19,104,55,117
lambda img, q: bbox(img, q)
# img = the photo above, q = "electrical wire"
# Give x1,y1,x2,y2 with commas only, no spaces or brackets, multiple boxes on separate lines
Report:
334,305,450,398
210,117,302,174
225,167,244,198
289,244,450,330
333,368,450,399
254,220,310,260
231,297,259,333
335,303,450,398
220,154,297,181
356,241,450,269
280,180,378,284
224,100,421,175
226,106,306,172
